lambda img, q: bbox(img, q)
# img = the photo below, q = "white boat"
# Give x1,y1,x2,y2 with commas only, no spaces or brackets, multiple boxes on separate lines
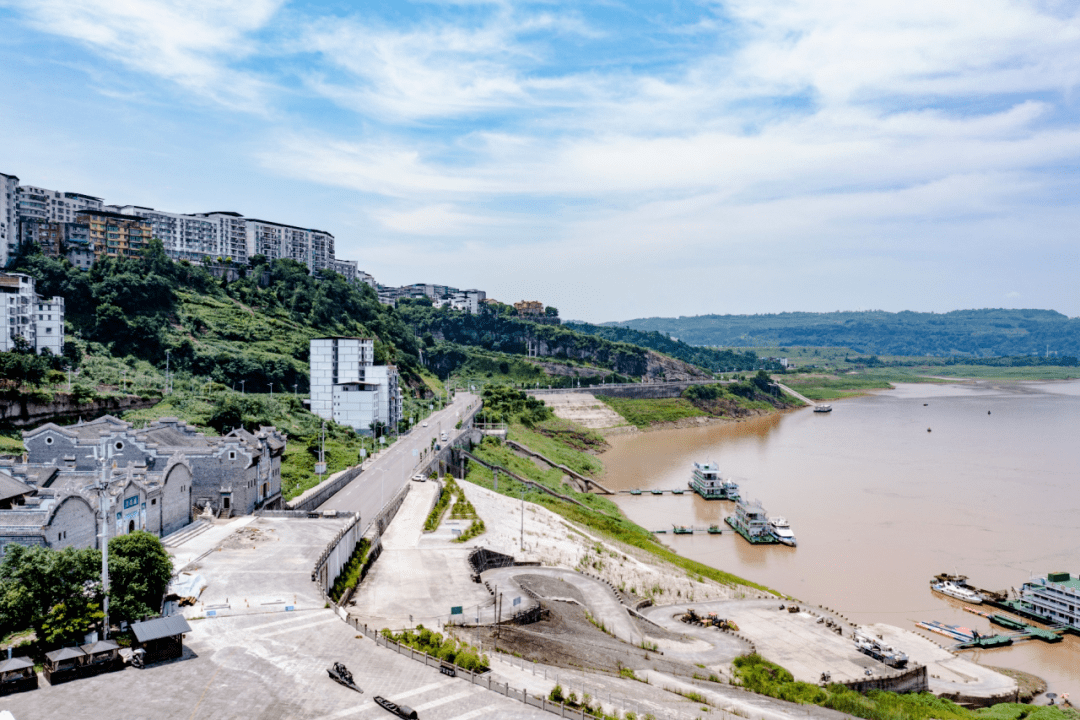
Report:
768,516,797,547
931,580,984,604
813,405,833,413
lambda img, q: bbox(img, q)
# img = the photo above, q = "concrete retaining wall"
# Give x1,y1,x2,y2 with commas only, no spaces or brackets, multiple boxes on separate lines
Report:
287,465,363,512
527,380,724,400
837,664,928,694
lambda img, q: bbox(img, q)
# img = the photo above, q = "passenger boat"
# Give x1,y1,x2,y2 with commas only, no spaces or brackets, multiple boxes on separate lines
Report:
725,499,780,544
768,517,797,547
813,405,833,413
688,462,740,501
931,580,984,604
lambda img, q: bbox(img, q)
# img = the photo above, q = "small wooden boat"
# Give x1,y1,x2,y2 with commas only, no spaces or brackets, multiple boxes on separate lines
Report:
328,662,362,693
374,696,417,718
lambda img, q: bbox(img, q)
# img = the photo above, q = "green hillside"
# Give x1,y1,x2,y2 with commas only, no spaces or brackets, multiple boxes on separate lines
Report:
608,309,1080,357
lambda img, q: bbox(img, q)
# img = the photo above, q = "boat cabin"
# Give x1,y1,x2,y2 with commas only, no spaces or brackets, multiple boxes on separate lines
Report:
0,656,38,696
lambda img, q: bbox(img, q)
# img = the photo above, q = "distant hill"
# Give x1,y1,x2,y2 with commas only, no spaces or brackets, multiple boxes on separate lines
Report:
605,309,1080,357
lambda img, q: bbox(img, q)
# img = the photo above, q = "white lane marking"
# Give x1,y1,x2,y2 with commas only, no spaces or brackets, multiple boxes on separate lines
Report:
411,689,475,712
321,678,459,720
444,707,494,720
261,616,338,638
227,611,328,633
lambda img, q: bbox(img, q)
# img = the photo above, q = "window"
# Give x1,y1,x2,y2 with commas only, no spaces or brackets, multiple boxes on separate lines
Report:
45,436,53,445
115,441,124,450
151,498,156,505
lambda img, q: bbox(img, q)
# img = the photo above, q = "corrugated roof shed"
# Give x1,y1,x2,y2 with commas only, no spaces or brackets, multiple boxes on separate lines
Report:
132,615,192,642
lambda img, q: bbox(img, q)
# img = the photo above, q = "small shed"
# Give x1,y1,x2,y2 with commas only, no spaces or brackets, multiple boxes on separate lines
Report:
0,656,38,696
43,646,85,685
131,615,192,664
79,639,122,677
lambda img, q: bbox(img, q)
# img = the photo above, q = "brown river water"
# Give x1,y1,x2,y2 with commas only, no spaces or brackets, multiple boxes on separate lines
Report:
600,381,1080,696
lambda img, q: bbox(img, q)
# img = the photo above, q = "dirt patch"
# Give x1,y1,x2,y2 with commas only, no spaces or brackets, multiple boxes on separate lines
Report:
984,666,1047,702
220,526,278,550
517,574,587,605
463,600,701,678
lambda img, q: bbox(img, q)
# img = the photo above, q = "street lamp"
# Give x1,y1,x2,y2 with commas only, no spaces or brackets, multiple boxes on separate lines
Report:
240,379,246,395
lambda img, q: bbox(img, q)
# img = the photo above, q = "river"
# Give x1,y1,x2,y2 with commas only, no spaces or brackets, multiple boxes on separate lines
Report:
600,380,1080,696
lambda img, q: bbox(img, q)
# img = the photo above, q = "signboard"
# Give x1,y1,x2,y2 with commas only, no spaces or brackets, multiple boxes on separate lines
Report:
412,449,418,457
450,606,463,615
314,462,327,475
513,596,521,607
360,449,368,459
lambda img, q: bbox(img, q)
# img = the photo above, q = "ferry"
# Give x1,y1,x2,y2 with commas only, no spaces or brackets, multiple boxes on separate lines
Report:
813,405,833,413
725,498,780,544
688,462,740,501
931,580,984,604
853,630,908,668
768,516,797,547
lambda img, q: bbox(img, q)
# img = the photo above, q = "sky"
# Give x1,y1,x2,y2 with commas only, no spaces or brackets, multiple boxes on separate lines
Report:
1,0,1079,323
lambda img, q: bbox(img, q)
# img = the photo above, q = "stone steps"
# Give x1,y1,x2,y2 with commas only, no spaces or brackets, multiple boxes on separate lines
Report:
161,519,212,548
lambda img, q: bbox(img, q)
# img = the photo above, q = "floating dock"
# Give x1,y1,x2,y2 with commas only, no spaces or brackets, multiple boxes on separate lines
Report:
917,620,1014,648
963,606,1064,643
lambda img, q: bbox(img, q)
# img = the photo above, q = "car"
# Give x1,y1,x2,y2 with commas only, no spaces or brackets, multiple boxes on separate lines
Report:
422,421,428,427
411,474,426,483
440,432,448,441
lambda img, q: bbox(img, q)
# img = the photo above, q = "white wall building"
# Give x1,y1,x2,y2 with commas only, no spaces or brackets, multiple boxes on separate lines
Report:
0,273,64,355
246,219,334,273
0,173,18,267
310,338,402,434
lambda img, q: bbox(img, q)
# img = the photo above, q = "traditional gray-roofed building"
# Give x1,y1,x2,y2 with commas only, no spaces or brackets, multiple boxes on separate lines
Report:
132,615,192,663
0,415,287,557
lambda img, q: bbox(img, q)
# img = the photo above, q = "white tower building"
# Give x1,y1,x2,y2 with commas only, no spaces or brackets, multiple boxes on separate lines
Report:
310,338,401,434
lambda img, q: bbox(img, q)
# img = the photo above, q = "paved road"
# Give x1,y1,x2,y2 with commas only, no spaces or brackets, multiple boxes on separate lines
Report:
318,391,478,521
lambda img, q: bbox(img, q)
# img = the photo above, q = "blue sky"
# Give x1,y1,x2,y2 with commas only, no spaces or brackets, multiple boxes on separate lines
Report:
1,0,1078,322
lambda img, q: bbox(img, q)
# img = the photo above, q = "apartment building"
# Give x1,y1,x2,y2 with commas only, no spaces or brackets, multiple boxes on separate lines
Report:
77,210,152,262
0,273,64,355
331,259,358,282
246,219,335,272
0,173,17,266
309,338,402,434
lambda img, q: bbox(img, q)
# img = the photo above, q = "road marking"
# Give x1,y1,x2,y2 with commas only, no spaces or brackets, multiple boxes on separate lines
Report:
412,689,475,712
262,616,338,638
321,678,459,719
444,707,494,720
235,611,330,633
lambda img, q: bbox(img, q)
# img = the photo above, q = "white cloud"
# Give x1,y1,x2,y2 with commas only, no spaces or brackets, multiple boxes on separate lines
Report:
1,0,283,107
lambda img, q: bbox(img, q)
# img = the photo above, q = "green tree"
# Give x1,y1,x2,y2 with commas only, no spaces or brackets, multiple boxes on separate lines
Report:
108,531,173,624
0,544,102,643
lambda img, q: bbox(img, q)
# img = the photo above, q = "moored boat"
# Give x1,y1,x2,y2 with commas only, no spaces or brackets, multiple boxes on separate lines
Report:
813,405,833,413
932,580,985,604
768,516,797,547
673,525,693,535
689,462,740,501
725,498,780,544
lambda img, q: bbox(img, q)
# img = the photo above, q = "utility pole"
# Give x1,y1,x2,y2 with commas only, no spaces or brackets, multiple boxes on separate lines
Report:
93,442,113,639
240,379,246,395
165,350,171,395
269,383,273,398
293,383,298,397
520,484,525,551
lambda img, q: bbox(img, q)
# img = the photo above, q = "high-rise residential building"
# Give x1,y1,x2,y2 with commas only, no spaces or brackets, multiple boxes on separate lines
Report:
0,273,64,355
331,259,358,282
77,210,152,262
16,185,103,224
110,207,249,265
0,173,18,267
246,219,335,272
309,338,402,434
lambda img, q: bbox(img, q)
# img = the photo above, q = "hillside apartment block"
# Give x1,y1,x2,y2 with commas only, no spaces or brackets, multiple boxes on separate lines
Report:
0,273,64,355
309,338,402,434
1,170,363,279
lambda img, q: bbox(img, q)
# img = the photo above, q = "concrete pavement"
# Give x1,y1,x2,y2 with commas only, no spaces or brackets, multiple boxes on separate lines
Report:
318,392,477,524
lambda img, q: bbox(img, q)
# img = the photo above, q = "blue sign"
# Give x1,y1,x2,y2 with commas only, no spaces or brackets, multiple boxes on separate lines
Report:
450,606,463,615
123,495,138,509
513,596,521,607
